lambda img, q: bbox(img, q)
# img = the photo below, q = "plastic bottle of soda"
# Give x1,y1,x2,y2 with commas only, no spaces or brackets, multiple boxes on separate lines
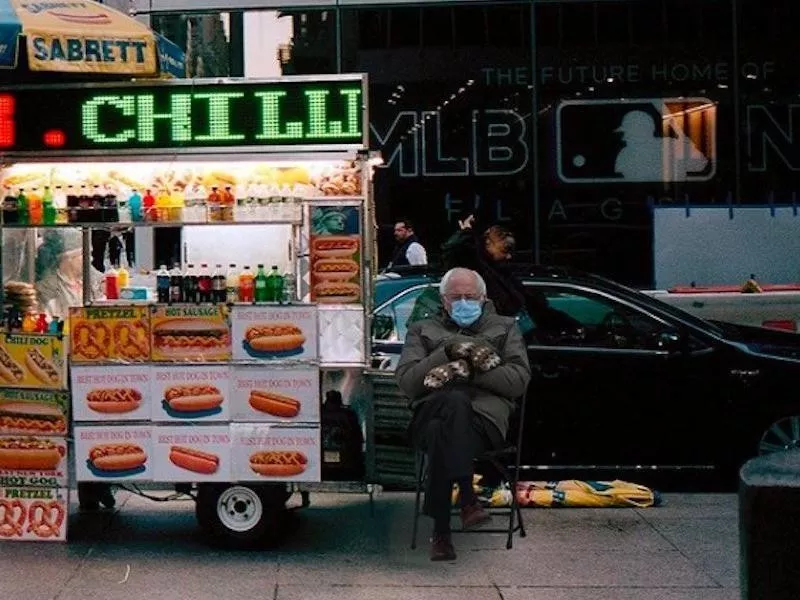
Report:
156,264,170,303
66,185,78,223
254,264,268,302
129,189,142,222
207,187,221,222
42,186,56,225
169,264,183,304
222,186,235,222
182,264,197,303
143,189,155,222
238,266,255,303
226,264,239,303
265,265,284,302
282,271,296,303
17,188,28,225
198,264,213,303
27,187,43,225
53,185,68,224
212,264,226,303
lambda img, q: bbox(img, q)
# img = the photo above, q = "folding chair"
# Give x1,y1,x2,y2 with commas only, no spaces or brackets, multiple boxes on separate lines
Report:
410,394,528,550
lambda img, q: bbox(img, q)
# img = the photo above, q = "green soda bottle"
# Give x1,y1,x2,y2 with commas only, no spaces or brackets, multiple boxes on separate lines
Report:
254,264,269,303
16,188,28,225
265,265,284,302
42,186,56,225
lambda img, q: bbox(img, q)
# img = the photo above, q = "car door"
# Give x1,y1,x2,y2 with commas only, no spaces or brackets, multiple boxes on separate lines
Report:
523,282,720,469
371,284,435,371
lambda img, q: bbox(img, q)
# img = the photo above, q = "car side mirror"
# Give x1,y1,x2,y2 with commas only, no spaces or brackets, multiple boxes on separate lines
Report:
657,330,683,352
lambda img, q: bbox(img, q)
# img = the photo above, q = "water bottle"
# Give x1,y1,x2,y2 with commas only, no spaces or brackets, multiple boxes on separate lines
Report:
282,272,296,303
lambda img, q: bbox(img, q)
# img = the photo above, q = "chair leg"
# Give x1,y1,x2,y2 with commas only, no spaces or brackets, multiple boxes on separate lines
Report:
410,453,424,550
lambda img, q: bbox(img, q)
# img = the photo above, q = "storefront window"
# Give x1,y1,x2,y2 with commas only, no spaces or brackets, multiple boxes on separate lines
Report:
341,4,534,268
535,0,735,287
151,13,232,77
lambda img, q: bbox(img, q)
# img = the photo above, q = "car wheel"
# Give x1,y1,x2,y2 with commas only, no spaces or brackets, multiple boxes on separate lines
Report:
195,483,288,549
758,416,800,455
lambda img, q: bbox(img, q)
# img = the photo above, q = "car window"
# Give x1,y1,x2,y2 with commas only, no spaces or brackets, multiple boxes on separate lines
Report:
372,286,429,342
527,285,670,350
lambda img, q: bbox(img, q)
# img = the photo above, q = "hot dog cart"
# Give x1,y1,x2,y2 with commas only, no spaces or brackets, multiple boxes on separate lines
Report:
0,74,380,547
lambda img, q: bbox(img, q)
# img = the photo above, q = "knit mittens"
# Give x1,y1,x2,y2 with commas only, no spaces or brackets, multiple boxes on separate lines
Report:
444,340,502,373
424,359,471,390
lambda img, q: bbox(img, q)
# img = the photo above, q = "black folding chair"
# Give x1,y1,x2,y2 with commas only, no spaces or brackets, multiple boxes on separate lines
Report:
410,394,528,550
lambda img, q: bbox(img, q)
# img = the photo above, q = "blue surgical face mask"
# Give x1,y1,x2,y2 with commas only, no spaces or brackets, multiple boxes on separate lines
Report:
450,299,483,328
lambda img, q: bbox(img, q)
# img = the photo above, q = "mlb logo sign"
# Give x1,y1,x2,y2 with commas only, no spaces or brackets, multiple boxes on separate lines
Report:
556,98,717,183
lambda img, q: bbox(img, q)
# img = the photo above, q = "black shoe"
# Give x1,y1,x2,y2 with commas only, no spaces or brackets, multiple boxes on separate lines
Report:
430,533,456,561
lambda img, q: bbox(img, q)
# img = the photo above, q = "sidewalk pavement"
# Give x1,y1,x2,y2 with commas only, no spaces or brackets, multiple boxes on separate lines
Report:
6,491,740,600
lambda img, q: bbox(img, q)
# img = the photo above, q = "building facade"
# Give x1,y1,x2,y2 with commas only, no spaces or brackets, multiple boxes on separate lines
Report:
138,0,800,287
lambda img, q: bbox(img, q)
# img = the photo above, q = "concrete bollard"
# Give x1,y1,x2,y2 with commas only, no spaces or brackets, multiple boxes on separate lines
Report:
739,449,800,600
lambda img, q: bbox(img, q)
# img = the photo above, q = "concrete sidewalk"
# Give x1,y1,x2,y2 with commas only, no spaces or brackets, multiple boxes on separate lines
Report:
6,491,740,600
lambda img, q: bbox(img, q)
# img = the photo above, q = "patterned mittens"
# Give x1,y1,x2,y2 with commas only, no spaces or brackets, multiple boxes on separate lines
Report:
444,340,502,373
424,359,471,390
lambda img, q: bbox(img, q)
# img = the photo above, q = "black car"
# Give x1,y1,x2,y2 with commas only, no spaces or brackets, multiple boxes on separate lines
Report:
371,266,800,480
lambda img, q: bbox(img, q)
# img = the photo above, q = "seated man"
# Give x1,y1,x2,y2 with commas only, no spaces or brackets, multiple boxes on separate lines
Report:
396,267,532,561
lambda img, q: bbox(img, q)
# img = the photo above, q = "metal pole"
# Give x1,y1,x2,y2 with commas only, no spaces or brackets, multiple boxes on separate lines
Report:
731,0,743,205
82,227,92,304
530,4,541,264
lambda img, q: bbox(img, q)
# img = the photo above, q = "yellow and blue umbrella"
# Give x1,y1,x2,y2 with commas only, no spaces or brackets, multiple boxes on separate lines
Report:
0,0,184,77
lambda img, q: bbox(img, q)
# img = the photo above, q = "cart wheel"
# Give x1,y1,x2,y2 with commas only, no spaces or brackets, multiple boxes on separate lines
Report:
759,415,800,455
195,483,288,549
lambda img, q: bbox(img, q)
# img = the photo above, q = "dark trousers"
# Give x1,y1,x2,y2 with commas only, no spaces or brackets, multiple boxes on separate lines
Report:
409,388,504,523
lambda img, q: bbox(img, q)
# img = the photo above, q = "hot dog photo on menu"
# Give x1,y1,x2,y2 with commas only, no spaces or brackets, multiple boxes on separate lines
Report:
230,305,319,361
151,365,230,421
309,206,362,304
70,365,152,422
231,366,320,422
152,425,231,482
0,334,66,389
231,423,321,482
74,426,152,481
150,306,231,362
0,391,69,437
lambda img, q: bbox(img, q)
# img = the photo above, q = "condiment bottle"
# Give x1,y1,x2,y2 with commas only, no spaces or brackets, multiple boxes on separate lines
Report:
104,267,119,300
35,313,48,334
21,312,37,333
117,263,130,289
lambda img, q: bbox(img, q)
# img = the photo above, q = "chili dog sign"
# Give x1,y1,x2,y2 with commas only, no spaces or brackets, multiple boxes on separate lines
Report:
0,332,65,390
231,423,321,483
68,306,150,363
231,366,320,423
151,425,232,482
0,487,68,543
74,425,152,482
70,365,152,422
151,365,230,422
230,305,319,361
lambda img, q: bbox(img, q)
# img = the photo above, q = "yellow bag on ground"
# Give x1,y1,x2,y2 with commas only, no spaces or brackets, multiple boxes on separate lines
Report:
487,480,661,508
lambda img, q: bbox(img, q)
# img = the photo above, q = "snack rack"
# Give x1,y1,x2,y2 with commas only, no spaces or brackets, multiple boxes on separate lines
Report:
0,74,379,546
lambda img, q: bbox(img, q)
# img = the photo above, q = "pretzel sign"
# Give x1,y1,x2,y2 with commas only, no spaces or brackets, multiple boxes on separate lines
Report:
0,499,25,538
27,501,65,538
73,322,111,360
114,319,149,360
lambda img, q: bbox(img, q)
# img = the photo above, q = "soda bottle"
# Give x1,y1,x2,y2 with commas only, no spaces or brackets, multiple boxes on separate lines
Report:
17,188,28,225
226,264,239,303
78,184,91,222
27,187,43,225
66,185,78,223
129,189,142,222
103,185,118,222
282,271,296,303
254,264,268,302
182,264,197,303
42,186,56,225
156,264,170,303
222,186,235,222
207,187,221,222
169,264,183,304
265,265,284,302
212,264,226,303
117,262,130,289
52,186,68,224
90,184,104,223
198,264,212,303
238,266,255,303
143,189,155,222
104,266,119,300
3,186,18,224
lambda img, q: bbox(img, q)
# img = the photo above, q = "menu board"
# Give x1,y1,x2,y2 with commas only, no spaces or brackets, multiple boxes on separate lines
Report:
231,423,320,483
69,306,150,363
70,365,152,422
152,425,232,482
150,305,231,362
0,487,68,542
309,206,362,305
230,305,318,361
230,366,320,423
0,436,68,488
0,389,69,437
0,332,66,390
74,425,153,482
151,365,230,422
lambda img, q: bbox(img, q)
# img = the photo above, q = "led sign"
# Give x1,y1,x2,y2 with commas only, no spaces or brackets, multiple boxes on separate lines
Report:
0,77,366,155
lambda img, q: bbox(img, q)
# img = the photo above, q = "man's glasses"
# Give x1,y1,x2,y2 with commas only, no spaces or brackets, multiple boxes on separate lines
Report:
443,293,483,302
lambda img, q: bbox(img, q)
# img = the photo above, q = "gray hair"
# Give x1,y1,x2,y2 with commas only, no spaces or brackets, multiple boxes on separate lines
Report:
440,267,487,298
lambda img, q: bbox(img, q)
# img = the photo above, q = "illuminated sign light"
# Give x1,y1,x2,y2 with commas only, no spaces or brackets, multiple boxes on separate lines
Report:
0,78,366,154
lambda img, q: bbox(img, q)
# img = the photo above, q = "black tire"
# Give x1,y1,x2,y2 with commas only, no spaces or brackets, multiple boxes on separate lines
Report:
195,483,289,549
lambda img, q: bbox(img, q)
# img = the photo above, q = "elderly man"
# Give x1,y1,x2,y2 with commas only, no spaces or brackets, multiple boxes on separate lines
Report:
396,267,531,561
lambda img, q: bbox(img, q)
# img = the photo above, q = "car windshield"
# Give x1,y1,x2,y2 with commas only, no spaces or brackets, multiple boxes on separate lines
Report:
584,273,725,337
